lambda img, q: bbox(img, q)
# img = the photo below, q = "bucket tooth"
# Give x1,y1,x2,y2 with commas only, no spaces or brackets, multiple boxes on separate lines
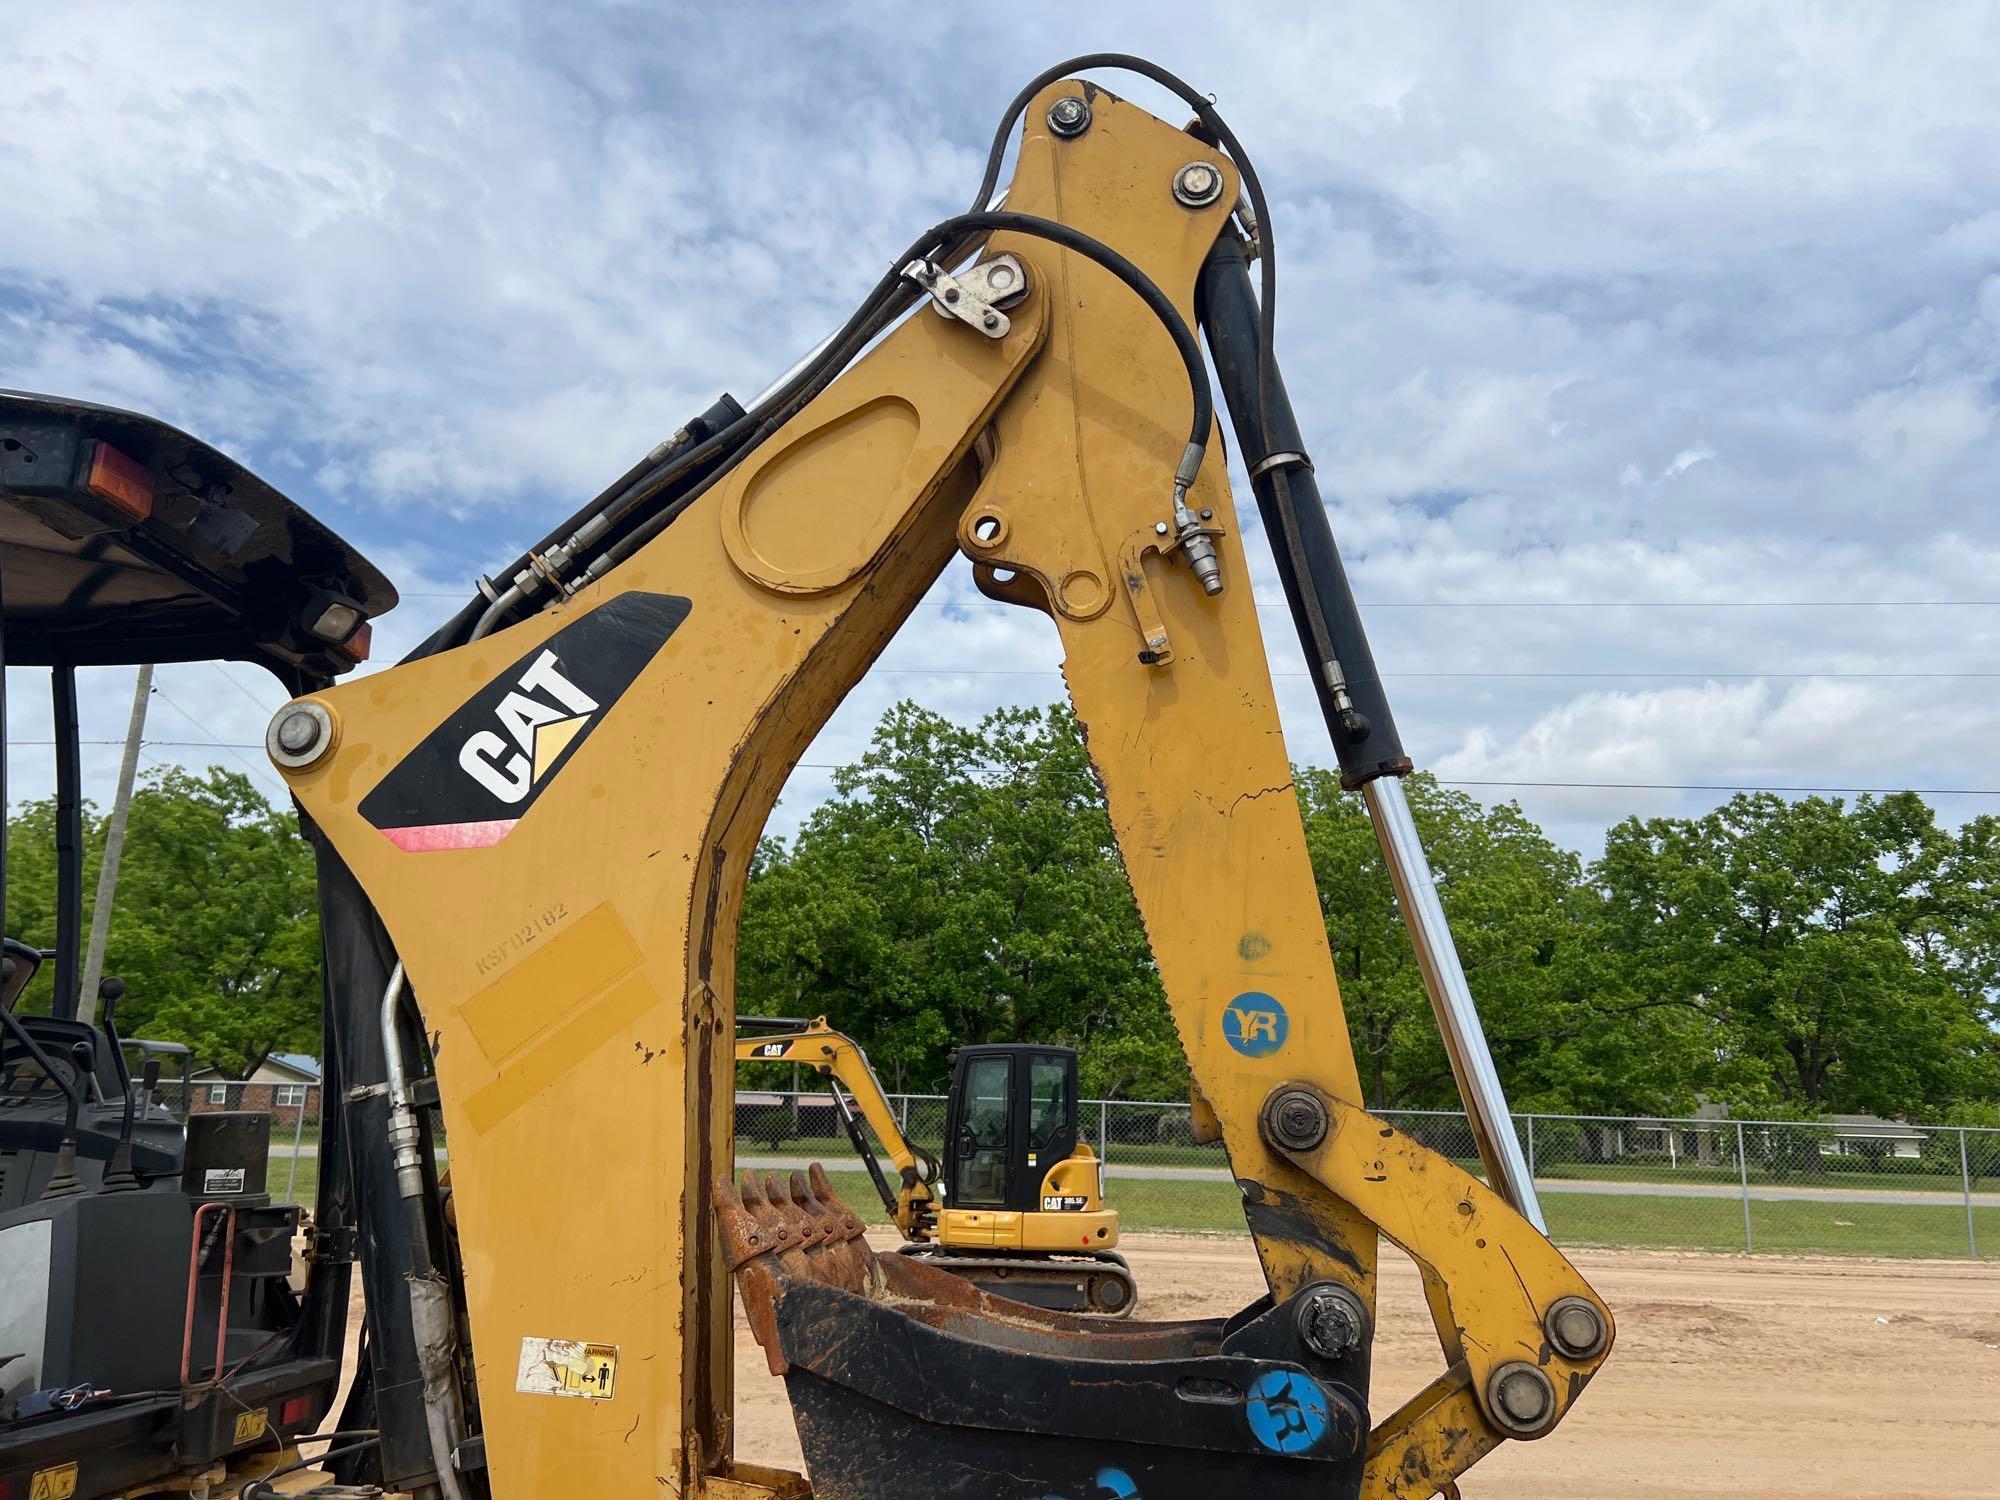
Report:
712,1174,789,1373
716,1173,773,1265
809,1163,865,1240
744,1173,793,1257
761,1171,822,1268
788,1170,863,1288
801,1164,871,1286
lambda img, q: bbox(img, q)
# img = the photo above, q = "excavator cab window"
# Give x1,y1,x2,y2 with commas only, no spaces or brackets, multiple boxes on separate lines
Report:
950,1054,1014,1208
1027,1052,1078,1163
944,1045,1081,1213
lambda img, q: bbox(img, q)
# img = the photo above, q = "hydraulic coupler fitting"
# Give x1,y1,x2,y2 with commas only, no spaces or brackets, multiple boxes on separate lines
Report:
1171,443,1225,596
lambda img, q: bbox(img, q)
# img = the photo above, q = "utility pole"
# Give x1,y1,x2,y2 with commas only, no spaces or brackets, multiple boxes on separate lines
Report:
79,663,151,1024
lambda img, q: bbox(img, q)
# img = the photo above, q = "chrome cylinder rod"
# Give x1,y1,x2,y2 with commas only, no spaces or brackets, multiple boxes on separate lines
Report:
1200,233,1543,1226
1363,777,1545,1228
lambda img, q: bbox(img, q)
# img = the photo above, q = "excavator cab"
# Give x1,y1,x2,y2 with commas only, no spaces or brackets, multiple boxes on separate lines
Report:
942,1045,1078,1211
927,1043,1130,1312
0,389,391,1498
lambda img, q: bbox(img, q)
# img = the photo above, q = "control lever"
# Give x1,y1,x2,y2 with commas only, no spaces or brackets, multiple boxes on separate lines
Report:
101,1056,158,1194
36,1042,94,1200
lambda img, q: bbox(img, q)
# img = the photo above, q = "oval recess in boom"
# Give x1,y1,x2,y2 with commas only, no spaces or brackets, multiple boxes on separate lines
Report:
723,395,922,592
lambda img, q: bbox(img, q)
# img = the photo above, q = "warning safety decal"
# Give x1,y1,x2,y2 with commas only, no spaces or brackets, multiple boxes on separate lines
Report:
516,1337,619,1400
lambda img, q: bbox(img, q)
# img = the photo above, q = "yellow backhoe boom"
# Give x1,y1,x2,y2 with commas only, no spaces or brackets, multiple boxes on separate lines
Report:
262,53,1612,1500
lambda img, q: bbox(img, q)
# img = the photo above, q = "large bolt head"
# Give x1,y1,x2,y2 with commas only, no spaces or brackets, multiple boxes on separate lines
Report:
275,710,319,753
1545,1296,1609,1359
1487,1361,1556,1435
267,700,336,770
1262,1087,1330,1152
1047,96,1092,137
1296,1283,1367,1359
1173,160,1226,208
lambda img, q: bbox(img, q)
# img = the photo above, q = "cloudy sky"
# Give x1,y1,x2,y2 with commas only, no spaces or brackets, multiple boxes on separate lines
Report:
6,2,1997,855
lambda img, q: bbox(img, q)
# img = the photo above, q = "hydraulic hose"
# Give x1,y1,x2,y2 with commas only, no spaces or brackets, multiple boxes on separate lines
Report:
475,208,1215,634
930,210,1211,453
460,58,1244,641
969,53,1282,450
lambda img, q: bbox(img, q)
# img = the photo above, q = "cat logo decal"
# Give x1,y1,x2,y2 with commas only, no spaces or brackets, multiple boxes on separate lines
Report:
360,592,690,851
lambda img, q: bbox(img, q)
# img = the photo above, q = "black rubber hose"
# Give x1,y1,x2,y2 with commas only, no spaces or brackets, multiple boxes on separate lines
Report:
930,210,1211,450
456,64,1231,637
969,53,1281,450
588,208,1212,581
612,209,1210,517
590,293,910,573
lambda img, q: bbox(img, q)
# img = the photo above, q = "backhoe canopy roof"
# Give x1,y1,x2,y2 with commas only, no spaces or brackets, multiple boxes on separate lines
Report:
0,389,396,682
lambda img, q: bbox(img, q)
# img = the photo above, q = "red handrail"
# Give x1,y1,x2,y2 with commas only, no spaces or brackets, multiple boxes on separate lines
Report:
180,1201,236,1386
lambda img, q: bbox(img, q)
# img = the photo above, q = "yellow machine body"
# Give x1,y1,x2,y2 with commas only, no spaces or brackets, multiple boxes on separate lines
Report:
277,78,1611,1500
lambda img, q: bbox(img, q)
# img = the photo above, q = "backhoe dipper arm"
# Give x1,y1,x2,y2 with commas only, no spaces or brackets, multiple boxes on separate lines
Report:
735,1019,936,1234
274,66,1609,1500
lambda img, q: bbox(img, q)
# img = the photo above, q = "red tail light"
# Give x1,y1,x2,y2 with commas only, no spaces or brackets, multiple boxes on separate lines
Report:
280,1393,313,1426
83,439,154,519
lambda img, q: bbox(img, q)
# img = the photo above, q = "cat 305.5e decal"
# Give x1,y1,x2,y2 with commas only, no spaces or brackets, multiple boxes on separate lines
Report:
359,592,691,851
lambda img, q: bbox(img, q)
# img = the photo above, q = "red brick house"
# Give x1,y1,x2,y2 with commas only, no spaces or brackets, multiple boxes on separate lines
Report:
187,1052,321,1128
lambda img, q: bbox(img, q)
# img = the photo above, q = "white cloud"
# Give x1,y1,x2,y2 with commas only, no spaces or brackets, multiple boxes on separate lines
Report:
6,2,1998,852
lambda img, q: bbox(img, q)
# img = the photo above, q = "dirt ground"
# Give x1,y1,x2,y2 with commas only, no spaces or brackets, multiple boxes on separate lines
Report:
732,1232,2000,1498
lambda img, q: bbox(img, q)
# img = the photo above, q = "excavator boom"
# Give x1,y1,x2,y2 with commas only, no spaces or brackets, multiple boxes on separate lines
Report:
256,55,1609,1500
736,1019,935,1222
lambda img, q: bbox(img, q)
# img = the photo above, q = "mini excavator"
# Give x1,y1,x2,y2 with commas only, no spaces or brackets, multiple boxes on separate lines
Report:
736,1018,1132,1314
0,53,1612,1500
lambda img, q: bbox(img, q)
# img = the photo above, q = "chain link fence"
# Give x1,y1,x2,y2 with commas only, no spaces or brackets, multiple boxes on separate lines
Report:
152,1078,1993,1259
734,1090,1999,1260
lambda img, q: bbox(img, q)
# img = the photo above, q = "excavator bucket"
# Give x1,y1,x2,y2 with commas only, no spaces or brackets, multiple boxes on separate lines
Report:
715,1167,1367,1500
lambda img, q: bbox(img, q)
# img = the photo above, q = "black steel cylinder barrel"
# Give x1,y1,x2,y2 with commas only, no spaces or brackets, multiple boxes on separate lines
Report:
1197,235,1410,789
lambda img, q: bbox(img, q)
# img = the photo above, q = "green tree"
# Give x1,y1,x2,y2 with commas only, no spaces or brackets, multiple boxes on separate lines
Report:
738,702,1175,1096
1297,770,1604,1111
5,767,322,1076
1585,792,1999,1118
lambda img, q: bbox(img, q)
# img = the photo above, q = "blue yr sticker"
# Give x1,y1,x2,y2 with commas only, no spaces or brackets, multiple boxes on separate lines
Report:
1033,1467,1138,1500
1222,991,1289,1057
1244,1369,1330,1454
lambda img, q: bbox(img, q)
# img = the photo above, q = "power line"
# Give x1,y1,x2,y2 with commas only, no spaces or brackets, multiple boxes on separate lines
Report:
10,739,267,750
1438,779,2000,797
144,684,289,794
23,744,1992,800
28,745,1998,797
785,763,2000,797
212,662,280,715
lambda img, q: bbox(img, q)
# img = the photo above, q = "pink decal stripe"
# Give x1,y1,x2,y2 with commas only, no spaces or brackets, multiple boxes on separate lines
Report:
379,819,519,852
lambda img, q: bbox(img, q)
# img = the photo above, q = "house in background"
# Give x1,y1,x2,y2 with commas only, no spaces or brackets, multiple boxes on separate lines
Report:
1822,1113,1926,1161
187,1053,321,1127
1599,1106,1927,1168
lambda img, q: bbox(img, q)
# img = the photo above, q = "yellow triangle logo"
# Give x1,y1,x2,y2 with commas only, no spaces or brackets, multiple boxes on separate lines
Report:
532,714,590,782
